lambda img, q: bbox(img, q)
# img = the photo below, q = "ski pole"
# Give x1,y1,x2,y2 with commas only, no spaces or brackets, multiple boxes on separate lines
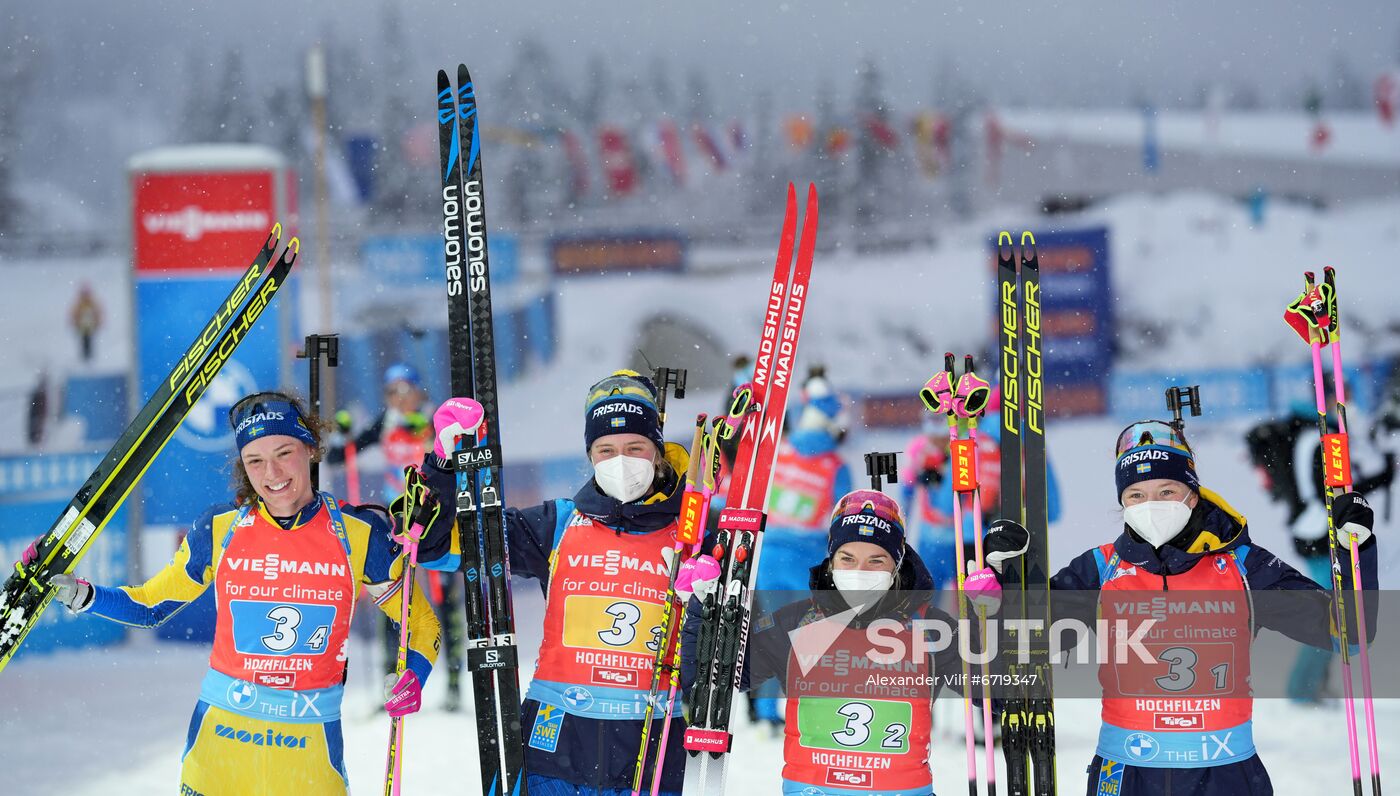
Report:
648,415,727,795
633,414,708,796
383,467,432,796
1320,268,1381,796
955,355,997,796
921,353,979,796
1287,272,1367,796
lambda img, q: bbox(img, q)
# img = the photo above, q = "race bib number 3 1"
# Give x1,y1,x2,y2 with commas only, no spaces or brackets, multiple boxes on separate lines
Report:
798,698,913,755
229,600,337,657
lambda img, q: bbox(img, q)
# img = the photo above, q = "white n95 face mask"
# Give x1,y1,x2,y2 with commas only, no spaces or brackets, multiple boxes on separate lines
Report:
1123,498,1193,548
832,569,894,609
593,455,655,503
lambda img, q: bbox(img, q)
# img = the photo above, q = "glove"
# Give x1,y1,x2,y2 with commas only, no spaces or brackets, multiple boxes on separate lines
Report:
982,519,1030,576
1333,491,1374,548
20,539,39,567
917,467,944,488
963,567,1003,614
51,574,94,613
432,398,486,461
383,670,422,718
675,554,723,603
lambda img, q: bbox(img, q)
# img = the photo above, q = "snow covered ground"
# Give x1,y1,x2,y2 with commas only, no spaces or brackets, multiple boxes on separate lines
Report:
4,413,1398,794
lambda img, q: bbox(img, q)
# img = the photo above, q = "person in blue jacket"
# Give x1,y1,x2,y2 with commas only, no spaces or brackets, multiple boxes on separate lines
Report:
970,419,1378,796
418,370,690,796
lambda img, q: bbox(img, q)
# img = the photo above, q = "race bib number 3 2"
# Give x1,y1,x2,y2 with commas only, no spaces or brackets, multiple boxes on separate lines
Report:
229,600,337,657
797,698,913,755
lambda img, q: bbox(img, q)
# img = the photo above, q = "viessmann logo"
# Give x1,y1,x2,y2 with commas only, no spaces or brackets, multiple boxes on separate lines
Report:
143,206,271,241
225,554,349,582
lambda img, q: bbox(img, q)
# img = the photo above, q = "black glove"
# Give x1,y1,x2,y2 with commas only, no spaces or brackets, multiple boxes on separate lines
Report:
1332,491,1374,548
918,467,944,488
983,519,1030,575
411,455,462,569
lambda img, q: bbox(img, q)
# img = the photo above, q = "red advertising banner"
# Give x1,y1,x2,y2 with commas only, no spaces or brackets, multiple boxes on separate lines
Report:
132,171,276,272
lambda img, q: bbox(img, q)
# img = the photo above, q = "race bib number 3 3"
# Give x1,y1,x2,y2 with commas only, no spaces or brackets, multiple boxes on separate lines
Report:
229,600,337,657
562,595,664,656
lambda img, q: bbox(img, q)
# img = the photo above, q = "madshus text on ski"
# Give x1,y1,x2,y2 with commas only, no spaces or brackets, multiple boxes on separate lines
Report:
1,62,1384,796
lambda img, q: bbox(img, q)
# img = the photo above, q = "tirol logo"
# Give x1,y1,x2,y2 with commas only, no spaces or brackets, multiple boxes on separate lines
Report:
254,671,297,689
591,666,640,688
1154,713,1204,730
214,724,309,749
825,768,873,789
143,207,271,242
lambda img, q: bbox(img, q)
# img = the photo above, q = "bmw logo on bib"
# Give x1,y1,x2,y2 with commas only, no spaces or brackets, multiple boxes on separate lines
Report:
227,680,259,710
1124,732,1160,762
562,686,593,711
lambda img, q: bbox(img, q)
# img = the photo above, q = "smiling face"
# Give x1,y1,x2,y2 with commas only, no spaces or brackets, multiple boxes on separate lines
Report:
831,541,897,573
238,434,316,516
1120,478,1199,509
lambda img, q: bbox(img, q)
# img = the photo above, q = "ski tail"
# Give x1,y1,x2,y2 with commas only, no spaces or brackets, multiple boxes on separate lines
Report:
441,63,527,796
684,183,819,796
995,230,1030,795
1019,232,1057,795
0,229,297,673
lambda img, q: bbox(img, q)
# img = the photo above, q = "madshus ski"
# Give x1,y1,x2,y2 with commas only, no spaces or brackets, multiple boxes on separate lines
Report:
0,225,298,673
683,182,819,796
438,64,528,796
997,231,1056,795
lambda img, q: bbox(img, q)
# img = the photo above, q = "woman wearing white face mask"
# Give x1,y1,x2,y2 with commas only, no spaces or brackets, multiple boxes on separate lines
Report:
679,489,969,796
968,420,1379,796
416,370,691,795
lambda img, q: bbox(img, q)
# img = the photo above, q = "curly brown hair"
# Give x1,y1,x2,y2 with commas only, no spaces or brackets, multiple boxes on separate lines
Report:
229,391,330,506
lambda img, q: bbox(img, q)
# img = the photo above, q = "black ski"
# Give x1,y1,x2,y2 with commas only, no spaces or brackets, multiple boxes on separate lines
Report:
0,227,297,672
438,64,527,796
1019,234,1056,795
996,231,1031,794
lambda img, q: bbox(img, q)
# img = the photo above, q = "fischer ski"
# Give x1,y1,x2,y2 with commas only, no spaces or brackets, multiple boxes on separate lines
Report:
997,231,1056,795
0,226,297,673
437,64,528,796
682,181,819,796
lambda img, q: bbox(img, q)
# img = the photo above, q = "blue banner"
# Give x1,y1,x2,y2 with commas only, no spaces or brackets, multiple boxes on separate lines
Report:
135,276,291,525
0,451,127,658
991,227,1114,416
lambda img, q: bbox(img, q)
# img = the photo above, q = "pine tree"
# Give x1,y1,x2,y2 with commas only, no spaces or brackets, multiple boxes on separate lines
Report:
0,26,38,235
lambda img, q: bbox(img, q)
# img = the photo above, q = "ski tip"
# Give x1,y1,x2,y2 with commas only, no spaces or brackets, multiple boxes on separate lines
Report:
287,237,301,255
270,222,282,241
998,230,1013,246
806,181,817,200
1020,230,1036,247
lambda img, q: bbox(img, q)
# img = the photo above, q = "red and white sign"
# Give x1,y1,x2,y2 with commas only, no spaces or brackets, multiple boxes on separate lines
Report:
132,171,276,272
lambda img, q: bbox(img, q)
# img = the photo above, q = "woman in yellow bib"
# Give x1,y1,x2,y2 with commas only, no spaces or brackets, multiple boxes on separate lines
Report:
28,391,440,795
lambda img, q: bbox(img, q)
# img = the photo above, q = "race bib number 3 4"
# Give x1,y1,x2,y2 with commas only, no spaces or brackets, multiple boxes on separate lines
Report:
798,698,913,755
229,600,337,657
